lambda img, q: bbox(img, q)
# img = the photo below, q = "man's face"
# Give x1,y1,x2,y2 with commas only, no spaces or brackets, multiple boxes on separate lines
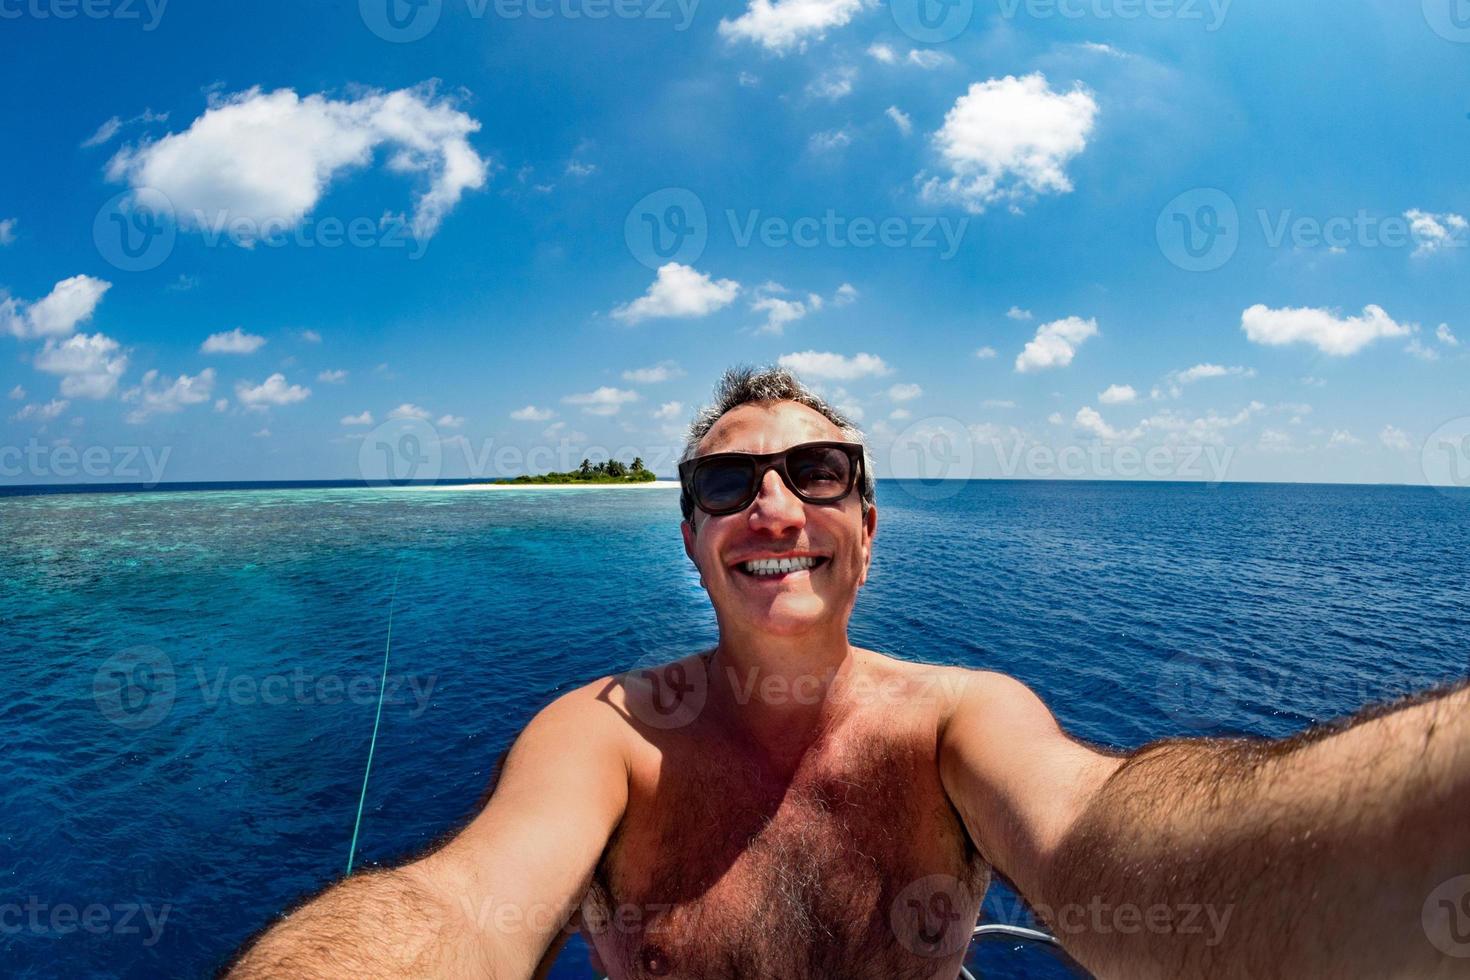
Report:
680,401,877,639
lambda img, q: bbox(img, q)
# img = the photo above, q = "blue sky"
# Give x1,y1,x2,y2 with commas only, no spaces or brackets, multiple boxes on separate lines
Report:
2,0,1468,485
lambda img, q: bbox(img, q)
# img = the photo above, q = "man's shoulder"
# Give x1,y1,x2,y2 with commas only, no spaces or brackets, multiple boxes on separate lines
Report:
545,651,713,737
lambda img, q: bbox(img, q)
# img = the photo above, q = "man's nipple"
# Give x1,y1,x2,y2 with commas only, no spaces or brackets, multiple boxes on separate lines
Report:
638,943,672,976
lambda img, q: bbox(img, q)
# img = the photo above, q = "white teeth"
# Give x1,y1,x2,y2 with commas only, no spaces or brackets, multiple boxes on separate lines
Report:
743,556,819,576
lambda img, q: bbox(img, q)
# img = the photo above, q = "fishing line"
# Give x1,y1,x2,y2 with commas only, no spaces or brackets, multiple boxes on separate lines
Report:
346,567,401,876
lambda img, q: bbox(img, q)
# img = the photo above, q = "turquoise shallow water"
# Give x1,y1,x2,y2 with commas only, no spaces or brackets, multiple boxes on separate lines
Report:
1,480,1467,978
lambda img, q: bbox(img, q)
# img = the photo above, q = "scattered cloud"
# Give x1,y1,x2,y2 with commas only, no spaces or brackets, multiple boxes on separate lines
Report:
341,410,373,426
1327,429,1361,448
564,386,639,416
833,283,858,305
34,332,128,398
317,369,348,383
1241,304,1412,356
105,84,489,240
1154,363,1255,399
201,327,266,355
1404,209,1468,258
1014,316,1098,373
11,399,69,422
235,373,310,409
1379,425,1412,452
1074,406,1140,442
718,0,865,54
975,346,997,359
622,361,685,383
1437,323,1459,347
436,414,465,428
654,400,684,420
867,43,896,63
808,128,853,153
510,405,555,421
387,403,431,420
888,383,922,402
808,66,857,100
1006,306,1033,321
752,283,823,335
920,74,1099,214
889,408,911,421
885,106,913,136
1,275,111,339
1098,383,1136,404
81,109,167,148
777,350,890,380
612,263,740,324
8,385,24,399
123,368,216,423
300,329,323,343
1405,337,1439,361
0,218,15,246
907,50,953,69
982,399,1015,408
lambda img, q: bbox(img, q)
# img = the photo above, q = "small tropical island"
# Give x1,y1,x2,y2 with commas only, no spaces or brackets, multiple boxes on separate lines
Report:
506,457,658,484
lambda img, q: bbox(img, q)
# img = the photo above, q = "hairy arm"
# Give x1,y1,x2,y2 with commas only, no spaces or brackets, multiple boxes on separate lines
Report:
228,682,628,980
940,671,1470,979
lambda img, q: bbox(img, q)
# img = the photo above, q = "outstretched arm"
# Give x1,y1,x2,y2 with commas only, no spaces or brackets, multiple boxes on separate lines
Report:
227,681,628,979
940,671,1470,979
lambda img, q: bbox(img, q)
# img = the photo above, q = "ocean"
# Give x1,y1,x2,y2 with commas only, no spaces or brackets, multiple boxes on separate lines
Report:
2,480,1466,979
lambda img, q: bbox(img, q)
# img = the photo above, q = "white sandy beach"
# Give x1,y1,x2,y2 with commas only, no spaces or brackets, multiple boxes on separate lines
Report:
410,480,681,491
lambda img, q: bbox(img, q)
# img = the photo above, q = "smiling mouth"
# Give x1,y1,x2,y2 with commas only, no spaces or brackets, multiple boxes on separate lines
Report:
737,556,829,578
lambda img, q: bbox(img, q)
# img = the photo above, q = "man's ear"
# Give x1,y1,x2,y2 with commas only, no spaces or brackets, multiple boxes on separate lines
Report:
856,504,878,588
681,519,706,589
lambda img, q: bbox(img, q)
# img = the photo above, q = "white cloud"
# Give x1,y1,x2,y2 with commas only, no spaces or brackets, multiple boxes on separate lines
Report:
808,128,853,153
975,345,997,359
106,84,488,241
718,0,865,54
983,399,1015,408
1154,363,1255,399
214,398,229,412
1405,337,1440,362
1047,412,1064,425
654,400,684,420
123,368,216,423
510,405,555,421
1006,306,1033,321
921,74,1099,214
11,399,69,422
885,106,913,136
387,403,431,420
0,218,15,245
253,428,271,438
235,373,310,410
1257,429,1294,454
1098,383,1136,404
777,350,890,380
808,66,857,100
436,414,465,428
888,383,922,402
300,329,322,343
1,275,112,339
82,109,167,148
1014,316,1098,373
833,283,858,305
1074,406,1140,443
341,410,373,426
867,43,896,63
1437,323,1459,347
752,284,823,335
738,71,760,87
622,361,685,383
1241,304,1413,356
1327,429,1361,448
8,385,24,399
34,332,128,398
564,386,640,416
1404,209,1468,258
201,327,266,354
907,49,953,69
1141,401,1263,445
564,160,596,178
612,263,740,324
889,408,911,421
1379,425,1412,452
317,368,348,383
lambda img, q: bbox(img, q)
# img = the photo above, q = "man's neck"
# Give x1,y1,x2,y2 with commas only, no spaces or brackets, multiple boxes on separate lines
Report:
706,624,858,764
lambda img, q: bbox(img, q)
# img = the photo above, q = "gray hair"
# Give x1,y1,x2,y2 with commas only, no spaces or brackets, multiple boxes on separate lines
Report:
678,365,876,522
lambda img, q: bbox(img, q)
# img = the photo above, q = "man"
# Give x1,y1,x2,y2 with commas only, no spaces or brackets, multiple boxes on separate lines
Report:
230,367,1470,979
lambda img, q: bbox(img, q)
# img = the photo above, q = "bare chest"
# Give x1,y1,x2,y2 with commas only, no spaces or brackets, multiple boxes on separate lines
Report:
582,724,990,980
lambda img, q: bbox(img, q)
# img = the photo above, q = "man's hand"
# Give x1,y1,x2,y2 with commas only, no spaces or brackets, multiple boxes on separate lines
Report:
940,670,1470,978
227,681,629,979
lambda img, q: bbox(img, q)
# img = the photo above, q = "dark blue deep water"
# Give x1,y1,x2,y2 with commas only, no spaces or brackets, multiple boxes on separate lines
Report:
2,480,1466,979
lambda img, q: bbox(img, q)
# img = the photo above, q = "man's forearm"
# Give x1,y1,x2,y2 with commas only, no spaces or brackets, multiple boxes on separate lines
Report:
227,865,497,980
1043,682,1470,978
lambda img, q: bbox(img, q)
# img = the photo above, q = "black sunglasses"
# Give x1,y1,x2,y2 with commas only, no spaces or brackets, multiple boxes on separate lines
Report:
678,441,865,517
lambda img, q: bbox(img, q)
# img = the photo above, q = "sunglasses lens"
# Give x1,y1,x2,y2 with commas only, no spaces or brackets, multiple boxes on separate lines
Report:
788,445,854,500
693,458,757,513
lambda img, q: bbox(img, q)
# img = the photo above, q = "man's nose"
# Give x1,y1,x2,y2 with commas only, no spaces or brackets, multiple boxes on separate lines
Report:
746,468,805,535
